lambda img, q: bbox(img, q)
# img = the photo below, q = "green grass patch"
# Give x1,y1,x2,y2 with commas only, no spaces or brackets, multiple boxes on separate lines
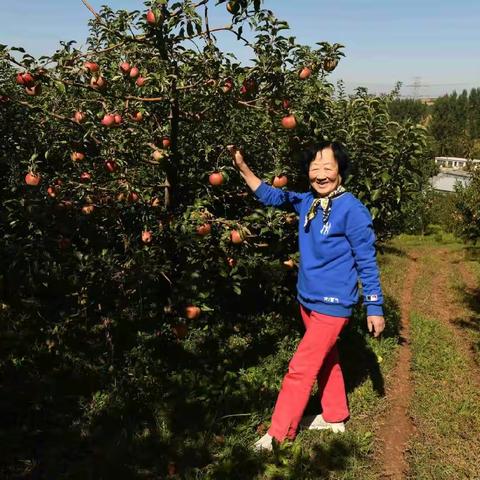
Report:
408,313,480,479
451,259,480,366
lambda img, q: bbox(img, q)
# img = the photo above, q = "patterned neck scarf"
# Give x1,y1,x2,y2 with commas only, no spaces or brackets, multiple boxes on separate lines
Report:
304,185,346,229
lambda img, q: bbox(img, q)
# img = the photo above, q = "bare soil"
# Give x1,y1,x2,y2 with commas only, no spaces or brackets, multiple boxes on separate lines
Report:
376,252,418,479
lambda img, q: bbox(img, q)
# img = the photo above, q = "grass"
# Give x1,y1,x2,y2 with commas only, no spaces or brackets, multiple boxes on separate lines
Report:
408,313,480,480
450,258,480,366
402,234,480,479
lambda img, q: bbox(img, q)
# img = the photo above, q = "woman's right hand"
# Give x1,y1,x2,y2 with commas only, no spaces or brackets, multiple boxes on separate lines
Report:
227,145,245,170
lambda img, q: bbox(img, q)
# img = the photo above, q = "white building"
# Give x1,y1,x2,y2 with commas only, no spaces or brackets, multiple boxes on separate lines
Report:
435,157,480,170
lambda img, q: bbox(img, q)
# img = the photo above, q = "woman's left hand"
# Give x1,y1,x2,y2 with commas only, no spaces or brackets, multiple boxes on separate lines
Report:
367,315,385,337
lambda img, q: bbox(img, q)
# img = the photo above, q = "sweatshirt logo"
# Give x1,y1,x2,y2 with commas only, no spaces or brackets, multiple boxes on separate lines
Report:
366,294,379,302
323,296,339,303
320,222,331,236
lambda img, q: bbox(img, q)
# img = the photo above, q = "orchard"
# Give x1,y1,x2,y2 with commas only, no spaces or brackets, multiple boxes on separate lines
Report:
0,0,432,477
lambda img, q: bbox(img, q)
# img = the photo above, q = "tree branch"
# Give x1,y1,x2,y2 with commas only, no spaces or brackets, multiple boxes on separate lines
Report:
12,99,79,124
80,0,100,19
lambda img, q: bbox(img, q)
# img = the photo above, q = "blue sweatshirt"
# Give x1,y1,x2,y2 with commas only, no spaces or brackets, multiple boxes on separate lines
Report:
254,182,384,318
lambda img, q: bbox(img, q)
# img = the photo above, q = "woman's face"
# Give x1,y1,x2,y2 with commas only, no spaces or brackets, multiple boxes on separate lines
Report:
308,147,341,197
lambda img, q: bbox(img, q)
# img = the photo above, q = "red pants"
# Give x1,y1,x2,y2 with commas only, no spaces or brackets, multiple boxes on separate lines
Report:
268,305,349,441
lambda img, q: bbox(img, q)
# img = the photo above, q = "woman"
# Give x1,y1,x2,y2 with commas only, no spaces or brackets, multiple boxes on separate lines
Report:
228,141,385,451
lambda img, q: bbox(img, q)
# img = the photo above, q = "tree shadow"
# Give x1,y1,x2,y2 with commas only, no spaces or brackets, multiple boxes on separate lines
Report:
377,244,408,258
452,281,480,351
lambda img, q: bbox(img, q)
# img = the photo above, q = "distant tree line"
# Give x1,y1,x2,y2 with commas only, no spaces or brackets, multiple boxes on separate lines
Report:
389,88,480,159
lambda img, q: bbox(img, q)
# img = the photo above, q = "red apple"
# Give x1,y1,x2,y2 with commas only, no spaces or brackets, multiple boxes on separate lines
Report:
152,150,166,162
101,114,115,127
283,259,295,269
162,137,171,148
209,172,224,186
146,10,157,25
25,84,42,96
73,111,86,123
71,151,85,162
282,99,290,109
299,67,312,80
128,191,139,203
185,305,201,320
196,223,211,236
23,72,35,86
136,76,146,87
16,72,34,87
120,62,131,74
114,114,122,125
141,230,153,244
25,172,41,186
273,175,288,187
47,186,57,198
84,61,99,73
104,160,117,173
281,115,297,129
222,78,234,93
129,66,139,78
82,204,95,215
131,111,143,122
16,73,25,85
230,230,243,244
226,257,237,268
240,78,256,95
80,171,92,182
90,76,106,90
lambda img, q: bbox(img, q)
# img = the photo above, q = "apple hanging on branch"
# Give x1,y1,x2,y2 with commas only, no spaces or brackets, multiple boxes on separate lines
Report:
230,229,244,244
281,115,297,129
209,172,224,186
84,61,99,73
196,223,211,236
141,230,153,244
16,72,35,87
299,67,312,80
119,62,131,74
25,172,41,186
185,305,201,320
272,175,288,187
72,111,86,123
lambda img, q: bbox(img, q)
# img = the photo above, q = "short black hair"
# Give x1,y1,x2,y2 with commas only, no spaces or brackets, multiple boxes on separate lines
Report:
299,141,350,181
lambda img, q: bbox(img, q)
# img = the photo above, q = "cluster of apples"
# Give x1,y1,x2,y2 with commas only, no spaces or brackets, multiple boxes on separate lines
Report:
196,219,245,245
119,61,146,87
15,71,42,96
84,61,107,92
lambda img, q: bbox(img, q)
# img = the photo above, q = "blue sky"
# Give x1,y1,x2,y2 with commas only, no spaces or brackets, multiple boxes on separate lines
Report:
1,0,479,97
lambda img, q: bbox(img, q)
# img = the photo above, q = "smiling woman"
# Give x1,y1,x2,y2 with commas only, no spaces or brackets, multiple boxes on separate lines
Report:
302,141,350,196
228,141,385,451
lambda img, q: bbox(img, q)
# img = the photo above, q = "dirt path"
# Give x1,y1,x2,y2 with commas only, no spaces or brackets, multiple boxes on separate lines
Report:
376,247,480,479
376,252,419,479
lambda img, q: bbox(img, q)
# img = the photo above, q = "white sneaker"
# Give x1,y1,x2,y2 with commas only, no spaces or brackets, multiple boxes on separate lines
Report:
300,414,345,433
253,432,273,451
